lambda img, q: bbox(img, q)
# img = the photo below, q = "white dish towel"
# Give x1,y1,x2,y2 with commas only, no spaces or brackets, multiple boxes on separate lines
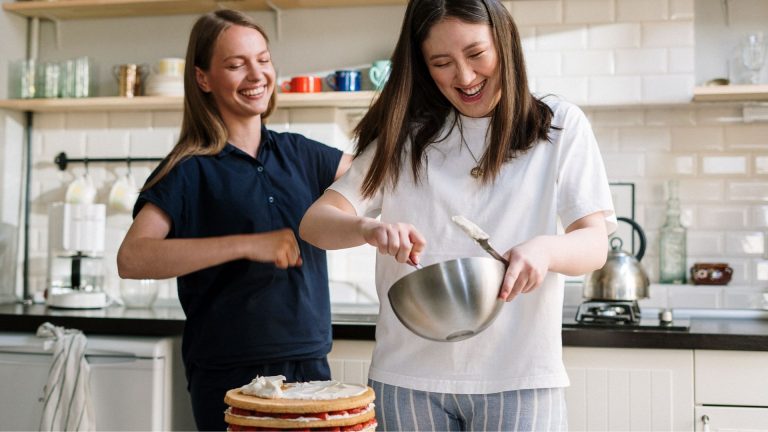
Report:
36,322,96,431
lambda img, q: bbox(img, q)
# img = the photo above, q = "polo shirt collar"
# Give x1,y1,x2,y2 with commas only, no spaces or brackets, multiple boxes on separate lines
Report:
216,125,274,159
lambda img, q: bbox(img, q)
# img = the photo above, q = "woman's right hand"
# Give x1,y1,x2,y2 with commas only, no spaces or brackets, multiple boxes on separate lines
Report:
359,219,427,265
243,228,302,269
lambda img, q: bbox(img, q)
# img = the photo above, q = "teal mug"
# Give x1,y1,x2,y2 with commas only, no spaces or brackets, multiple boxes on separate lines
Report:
369,60,391,90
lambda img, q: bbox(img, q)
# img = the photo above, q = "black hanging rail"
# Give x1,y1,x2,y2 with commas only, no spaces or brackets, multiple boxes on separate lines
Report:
54,151,163,171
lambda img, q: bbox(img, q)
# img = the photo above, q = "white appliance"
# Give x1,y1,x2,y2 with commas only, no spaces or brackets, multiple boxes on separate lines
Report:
46,203,108,308
0,332,193,431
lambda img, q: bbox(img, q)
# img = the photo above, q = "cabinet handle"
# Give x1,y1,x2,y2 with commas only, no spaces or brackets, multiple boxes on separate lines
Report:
701,414,710,432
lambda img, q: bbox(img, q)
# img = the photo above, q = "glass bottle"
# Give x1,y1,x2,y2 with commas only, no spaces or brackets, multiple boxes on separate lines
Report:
659,180,687,284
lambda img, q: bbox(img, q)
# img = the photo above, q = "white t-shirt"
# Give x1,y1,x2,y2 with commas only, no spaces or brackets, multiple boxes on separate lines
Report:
330,97,616,394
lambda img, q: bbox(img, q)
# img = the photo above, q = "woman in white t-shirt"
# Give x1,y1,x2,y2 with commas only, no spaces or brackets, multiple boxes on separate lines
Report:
300,0,615,430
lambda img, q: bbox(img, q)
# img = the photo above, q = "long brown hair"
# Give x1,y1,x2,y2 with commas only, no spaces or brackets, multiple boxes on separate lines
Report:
354,0,555,198
143,10,276,191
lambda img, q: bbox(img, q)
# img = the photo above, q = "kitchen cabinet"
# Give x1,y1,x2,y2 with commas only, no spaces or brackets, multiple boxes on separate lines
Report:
563,347,694,432
3,0,407,20
694,350,768,431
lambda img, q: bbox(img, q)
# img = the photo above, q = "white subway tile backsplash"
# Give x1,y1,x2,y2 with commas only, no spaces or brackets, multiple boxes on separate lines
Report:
85,130,130,158
701,155,748,175
562,50,614,75
505,1,563,25
36,113,66,130
756,156,768,175
588,76,642,105
588,23,642,49
108,112,152,129
752,206,768,227
667,285,721,308
756,261,768,281
615,49,667,75
537,77,589,104
537,25,588,50
641,75,694,103
722,287,766,309
603,152,645,178
696,106,745,125
66,112,108,129
616,0,668,22
617,127,671,151
671,126,724,151
644,154,696,177
679,180,725,202
668,0,694,20
697,206,749,229
590,109,645,126
592,127,619,151
151,111,183,129
129,130,174,158
724,124,768,149
525,51,563,77
641,22,694,48
644,108,695,126
728,182,768,202
564,0,614,24
726,232,766,256
667,47,694,73
519,27,536,51
42,131,85,160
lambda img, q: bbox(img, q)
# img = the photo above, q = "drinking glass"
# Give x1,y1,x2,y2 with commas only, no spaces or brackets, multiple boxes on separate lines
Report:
741,32,766,85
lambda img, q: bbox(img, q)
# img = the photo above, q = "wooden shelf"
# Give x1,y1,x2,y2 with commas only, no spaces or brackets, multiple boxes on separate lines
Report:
3,0,405,20
0,91,377,112
693,84,768,102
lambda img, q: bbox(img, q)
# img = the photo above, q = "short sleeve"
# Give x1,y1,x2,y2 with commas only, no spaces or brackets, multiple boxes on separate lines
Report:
133,161,189,238
328,146,383,218
292,134,343,194
554,103,617,235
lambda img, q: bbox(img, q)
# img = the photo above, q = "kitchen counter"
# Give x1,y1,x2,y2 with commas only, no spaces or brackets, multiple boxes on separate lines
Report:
1,303,767,351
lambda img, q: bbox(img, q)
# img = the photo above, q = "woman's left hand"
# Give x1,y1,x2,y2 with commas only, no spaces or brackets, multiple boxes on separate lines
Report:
498,238,550,302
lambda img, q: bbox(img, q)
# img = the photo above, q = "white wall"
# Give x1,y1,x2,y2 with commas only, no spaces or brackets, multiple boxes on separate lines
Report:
11,0,768,308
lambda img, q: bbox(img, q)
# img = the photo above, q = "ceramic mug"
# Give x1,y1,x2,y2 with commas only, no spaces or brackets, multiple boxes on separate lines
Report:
108,172,139,212
155,57,185,78
65,173,97,205
369,60,391,90
326,70,361,92
281,76,323,93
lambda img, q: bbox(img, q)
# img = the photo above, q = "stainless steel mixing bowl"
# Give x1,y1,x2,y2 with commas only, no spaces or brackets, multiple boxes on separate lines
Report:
388,257,506,342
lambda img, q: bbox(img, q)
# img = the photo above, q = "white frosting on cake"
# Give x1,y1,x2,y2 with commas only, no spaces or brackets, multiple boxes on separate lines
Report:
240,375,286,398
239,376,368,400
281,380,367,400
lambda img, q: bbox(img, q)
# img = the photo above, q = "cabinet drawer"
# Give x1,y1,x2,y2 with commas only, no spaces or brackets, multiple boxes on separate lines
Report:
695,406,768,431
695,350,768,407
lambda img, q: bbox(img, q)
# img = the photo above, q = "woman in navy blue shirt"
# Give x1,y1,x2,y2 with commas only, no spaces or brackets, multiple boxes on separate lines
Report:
117,10,351,430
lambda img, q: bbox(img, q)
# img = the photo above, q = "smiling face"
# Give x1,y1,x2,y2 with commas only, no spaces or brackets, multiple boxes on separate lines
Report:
422,18,501,118
195,24,275,123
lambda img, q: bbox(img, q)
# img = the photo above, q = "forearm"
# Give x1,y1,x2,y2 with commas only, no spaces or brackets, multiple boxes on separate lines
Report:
300,203,370,250
538,226,608,276
117,235,247,279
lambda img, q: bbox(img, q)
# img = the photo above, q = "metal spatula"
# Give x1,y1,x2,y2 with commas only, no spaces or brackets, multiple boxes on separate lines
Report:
451,215,509,266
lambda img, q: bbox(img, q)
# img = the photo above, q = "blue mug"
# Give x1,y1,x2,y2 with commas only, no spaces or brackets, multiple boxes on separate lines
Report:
326,70,362,92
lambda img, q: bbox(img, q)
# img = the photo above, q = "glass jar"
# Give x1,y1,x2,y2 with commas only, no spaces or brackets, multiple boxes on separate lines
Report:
659,180,687,284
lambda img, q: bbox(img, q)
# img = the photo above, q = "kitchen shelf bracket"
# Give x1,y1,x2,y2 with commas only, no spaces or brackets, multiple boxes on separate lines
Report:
54,152,163,171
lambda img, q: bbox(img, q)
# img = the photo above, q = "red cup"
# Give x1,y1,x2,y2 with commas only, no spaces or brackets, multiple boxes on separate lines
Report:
280,76,323,93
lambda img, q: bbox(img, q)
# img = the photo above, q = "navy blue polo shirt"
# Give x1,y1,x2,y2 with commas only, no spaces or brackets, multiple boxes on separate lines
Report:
134,127,342,370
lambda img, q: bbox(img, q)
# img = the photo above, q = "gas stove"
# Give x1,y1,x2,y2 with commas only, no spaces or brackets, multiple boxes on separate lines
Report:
564,300,690,331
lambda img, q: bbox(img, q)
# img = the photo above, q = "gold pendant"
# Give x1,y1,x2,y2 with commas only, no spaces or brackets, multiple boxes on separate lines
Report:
470,166,483,178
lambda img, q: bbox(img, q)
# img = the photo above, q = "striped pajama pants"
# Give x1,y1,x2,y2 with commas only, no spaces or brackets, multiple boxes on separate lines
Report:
369,380,568,432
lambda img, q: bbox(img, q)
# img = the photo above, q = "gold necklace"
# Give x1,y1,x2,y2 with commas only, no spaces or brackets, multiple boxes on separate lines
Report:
460,132,484,178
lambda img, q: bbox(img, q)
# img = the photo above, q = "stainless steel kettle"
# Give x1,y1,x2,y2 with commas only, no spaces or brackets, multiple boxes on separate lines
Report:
584,217,650,301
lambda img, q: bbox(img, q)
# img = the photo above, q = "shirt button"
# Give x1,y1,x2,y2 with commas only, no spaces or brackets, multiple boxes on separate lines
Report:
257,166,264,172
268,196,274,203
